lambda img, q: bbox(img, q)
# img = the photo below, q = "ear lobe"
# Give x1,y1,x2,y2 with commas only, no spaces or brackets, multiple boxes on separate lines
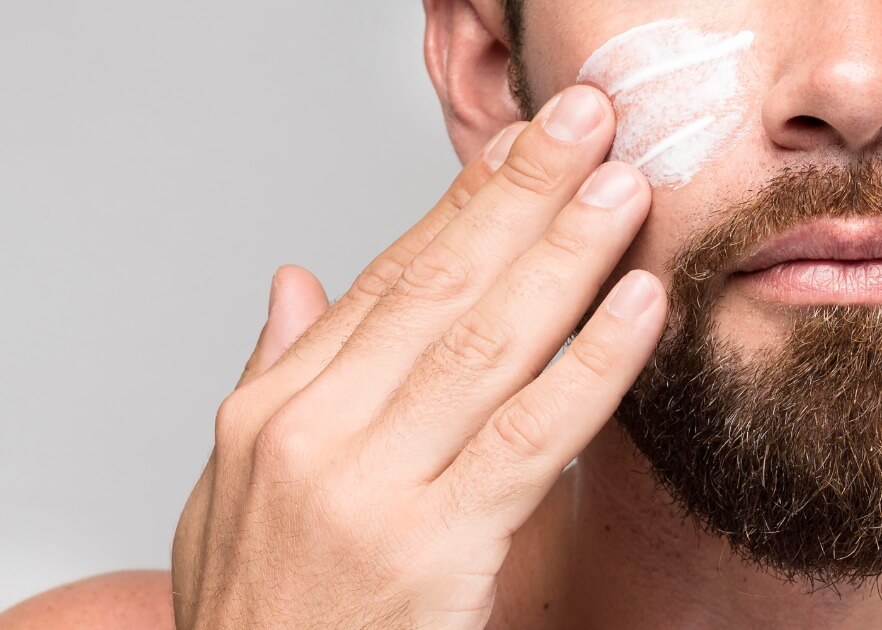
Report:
424,0,521,163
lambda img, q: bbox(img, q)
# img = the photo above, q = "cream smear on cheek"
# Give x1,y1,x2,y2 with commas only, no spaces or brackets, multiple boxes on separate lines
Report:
577,19,755,189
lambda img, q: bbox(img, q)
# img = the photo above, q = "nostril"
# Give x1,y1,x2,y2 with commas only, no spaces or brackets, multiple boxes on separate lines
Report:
787,115,828,132
773,115,840,150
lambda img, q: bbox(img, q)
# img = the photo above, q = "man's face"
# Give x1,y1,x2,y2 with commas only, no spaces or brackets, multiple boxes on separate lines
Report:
507,2,882,586
518,1,882,350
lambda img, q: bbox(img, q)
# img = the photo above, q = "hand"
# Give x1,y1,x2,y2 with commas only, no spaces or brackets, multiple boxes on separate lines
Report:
171,85,668,629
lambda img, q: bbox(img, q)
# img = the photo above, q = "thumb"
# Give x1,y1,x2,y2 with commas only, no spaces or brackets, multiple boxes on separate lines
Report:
235,264,329,389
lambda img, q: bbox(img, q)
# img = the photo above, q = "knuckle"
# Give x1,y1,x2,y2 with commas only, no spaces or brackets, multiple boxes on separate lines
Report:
396,242,473,303
498,151,562,197
490,398,554,459
542,222,591,263
252,405,314,475
354,254,408,301
440,309,512,372
445,181,474,213
569,337,615,385
214,392,248,450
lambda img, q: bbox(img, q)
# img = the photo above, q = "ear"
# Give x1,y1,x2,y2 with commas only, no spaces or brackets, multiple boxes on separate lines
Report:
424,0,521,164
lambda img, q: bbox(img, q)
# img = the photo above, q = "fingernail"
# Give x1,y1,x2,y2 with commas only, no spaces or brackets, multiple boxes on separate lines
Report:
606,271,657,319
486,125,523,171
541,87,604,142
579,163,640,208
268,272,280,317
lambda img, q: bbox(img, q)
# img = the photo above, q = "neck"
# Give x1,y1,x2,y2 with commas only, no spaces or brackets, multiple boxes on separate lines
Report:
554,422,882,629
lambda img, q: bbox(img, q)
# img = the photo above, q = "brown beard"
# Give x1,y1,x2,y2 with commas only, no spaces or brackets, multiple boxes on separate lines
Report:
506,48,882,586
569,161,882,588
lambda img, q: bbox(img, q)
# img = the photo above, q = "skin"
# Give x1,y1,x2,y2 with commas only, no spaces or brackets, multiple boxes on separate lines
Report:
5,0,882,627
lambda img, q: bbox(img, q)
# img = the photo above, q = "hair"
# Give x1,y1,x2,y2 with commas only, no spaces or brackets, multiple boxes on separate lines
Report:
606,160,882,588
501,0,524,48
500,0,533,118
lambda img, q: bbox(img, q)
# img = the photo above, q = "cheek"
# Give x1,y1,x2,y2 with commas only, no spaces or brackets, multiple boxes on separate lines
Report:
577,19,755,190
598,186,698,304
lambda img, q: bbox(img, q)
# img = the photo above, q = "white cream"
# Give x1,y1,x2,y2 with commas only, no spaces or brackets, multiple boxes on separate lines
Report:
577,19,755,189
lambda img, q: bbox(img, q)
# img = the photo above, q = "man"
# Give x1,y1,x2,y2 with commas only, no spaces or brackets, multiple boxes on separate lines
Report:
5,0,882,627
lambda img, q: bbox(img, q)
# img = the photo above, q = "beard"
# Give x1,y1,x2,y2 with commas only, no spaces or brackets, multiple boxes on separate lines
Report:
572,160,882,588
508,52,882,588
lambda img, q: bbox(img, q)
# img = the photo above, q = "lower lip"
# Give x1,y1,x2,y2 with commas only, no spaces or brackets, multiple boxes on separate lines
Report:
730,260,882,305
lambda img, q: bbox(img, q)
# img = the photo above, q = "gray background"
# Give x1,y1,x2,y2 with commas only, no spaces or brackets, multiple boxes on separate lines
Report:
1,2,460,608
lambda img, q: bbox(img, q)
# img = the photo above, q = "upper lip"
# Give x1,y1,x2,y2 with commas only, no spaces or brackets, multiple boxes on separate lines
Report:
732,217,882,274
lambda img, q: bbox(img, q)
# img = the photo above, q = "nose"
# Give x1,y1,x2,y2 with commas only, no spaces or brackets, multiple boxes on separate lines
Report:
763,7,882,153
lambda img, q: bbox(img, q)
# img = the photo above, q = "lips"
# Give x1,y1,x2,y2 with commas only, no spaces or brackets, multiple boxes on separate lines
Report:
732,217,882,274
727,217,882,305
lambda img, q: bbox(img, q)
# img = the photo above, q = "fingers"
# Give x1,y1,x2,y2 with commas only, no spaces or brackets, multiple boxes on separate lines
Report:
229,126,521,421
270,124,522,374
425,269,667,538
202,133,521,577
235,265,329,389
362,161,651,480
301,86,618,427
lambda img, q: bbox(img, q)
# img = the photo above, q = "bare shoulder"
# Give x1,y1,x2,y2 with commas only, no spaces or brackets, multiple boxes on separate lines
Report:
0,571,174,630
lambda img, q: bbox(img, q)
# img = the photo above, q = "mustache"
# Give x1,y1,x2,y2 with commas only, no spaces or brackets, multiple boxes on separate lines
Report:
667,157,882,312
